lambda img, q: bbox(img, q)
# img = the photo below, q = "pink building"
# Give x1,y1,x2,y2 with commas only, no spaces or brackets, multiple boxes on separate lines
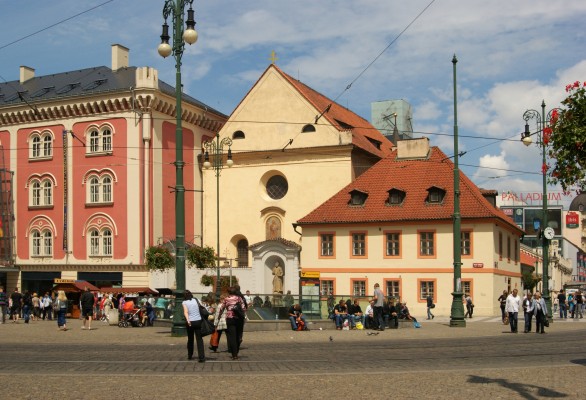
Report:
0,45,226,293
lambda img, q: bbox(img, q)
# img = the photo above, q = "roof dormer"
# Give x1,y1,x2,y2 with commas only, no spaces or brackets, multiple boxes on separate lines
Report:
426,186,446,204
386,188,406,206
348,189,368,207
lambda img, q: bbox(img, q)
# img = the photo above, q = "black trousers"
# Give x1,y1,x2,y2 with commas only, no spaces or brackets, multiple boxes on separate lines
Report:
535,310,546,333
226,318,243,357
373,306,384,330
186,320,205,360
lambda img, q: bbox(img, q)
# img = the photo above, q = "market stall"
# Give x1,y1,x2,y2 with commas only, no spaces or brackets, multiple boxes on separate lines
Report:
51,279,99,318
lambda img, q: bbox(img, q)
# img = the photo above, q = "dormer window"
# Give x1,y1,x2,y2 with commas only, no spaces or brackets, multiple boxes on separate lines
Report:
349,189,368,206
302,124,316,133
232,130,245,139
387,188,406,205
366,137,381,150
426,186,446,204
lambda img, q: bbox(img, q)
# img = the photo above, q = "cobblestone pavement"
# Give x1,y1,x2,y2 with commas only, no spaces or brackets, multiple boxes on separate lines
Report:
1,316,585,399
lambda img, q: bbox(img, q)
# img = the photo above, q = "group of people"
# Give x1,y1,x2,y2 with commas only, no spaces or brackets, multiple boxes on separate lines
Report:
0,287,57,324
328,284,418,331
182,285,248,362
556,289,584,319
499,288,549,334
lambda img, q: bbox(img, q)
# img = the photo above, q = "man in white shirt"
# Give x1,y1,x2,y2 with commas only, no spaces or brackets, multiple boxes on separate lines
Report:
505,288,521,333
364,300,375,329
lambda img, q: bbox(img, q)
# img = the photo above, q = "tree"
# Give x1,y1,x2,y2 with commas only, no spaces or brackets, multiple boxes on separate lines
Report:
548,81,586,192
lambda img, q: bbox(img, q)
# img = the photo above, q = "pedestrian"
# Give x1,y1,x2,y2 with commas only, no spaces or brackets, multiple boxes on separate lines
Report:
182,290,205,362
217,286,247,360
55,290,68,331
533,291,548,334
80,287,95,330
0,286,7,323
505,288,521,333
372,283,385,331
497,290,508,322
574,290,583,319
10,287,22,323
31,293,40,321
522,292,534,333
22,290,32,323
557,289,567,319
426,294,435,320
41,292,52,320
464,293,474,318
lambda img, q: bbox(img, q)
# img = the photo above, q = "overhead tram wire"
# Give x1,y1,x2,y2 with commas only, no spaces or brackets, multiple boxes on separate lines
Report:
281,0,437,150
0,0,117,52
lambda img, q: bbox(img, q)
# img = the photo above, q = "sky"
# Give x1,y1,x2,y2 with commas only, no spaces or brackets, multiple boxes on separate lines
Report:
1,0,585,208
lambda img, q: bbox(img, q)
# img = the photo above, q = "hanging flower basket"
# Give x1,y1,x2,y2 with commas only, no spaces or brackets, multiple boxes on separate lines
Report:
145,245,175,272
201,275,215,286
186,245,216,270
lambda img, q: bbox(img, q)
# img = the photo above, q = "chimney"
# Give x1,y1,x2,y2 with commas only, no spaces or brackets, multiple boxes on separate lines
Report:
20,66,35,83
396,137,430,160
111,44,129,71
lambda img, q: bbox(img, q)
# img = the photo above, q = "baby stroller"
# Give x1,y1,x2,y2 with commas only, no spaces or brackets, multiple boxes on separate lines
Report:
118,308,144,328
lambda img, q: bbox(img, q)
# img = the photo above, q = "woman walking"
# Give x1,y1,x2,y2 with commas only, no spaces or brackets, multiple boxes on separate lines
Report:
533,291,548,334
218,286,247,360
56,290,68,331
182,290,205,362
210,295,228,353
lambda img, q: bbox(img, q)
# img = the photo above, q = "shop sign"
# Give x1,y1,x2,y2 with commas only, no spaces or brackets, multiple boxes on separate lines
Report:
566,212,579,229
472,263,484,268
54,279,75,283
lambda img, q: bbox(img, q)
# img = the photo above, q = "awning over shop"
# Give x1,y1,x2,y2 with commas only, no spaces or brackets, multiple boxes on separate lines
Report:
52,280,99,293
99,287,158,296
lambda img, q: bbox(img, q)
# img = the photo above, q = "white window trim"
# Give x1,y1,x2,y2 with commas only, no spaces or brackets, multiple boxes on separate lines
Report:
86,126,114,155
31,229,53,258
86,174,114,204
29,132,53,160
88,228,113,257
29,178,53,207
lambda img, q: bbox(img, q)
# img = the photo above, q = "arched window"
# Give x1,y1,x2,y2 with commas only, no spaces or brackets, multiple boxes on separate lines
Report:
102,129,112,152
89,130,99,153
30,135,41,159
237,239,249,268
89,177,100,203
31,229,52,257
232,130,245,140
43,134,52,157
89,228,113,257
43,180,52,206
102,176,112,202
32,181,41,206
302,124,316,133
87,126,114,154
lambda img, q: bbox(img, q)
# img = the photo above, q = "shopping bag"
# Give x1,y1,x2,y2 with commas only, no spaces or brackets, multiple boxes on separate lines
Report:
210,329,219,347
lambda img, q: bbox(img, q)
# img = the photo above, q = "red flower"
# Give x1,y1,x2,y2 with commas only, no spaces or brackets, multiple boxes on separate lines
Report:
541,163,549,174
574,80,581,88
566,84,572,92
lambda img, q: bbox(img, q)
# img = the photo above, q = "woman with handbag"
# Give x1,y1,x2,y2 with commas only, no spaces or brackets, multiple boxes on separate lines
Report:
182,290,205,362
217,286,247,360
533,291,548,334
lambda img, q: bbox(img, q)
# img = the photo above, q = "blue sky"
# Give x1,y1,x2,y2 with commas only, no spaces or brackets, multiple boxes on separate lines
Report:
1,0,585,207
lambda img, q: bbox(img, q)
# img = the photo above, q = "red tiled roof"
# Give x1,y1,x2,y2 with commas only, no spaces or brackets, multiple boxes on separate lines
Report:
248,238,301,249
520,251,539,267
297,146,523,233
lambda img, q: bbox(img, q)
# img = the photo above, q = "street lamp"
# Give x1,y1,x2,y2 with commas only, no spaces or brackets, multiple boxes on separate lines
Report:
203,134,233,301
449,55,466,327
521,101,560,322
157,0,198,336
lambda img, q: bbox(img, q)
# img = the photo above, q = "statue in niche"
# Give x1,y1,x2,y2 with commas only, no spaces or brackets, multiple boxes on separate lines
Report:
272,261,284,294
266,216,281,240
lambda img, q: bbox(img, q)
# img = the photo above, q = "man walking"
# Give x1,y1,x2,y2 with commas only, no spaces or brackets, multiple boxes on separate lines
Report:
373,283,385,331
574,290,583,319
505,288,521,333
80,287,95,330
10,287,22,323
426,294,435,320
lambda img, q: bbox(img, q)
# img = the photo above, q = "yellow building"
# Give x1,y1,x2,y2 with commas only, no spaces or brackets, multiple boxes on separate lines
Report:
296,138,524,317
198,64,392,295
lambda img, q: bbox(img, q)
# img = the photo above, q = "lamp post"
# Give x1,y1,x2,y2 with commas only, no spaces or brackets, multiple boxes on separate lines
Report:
203,134,233,301
521,101,559,322
449,55,466,327
157,0,198,336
